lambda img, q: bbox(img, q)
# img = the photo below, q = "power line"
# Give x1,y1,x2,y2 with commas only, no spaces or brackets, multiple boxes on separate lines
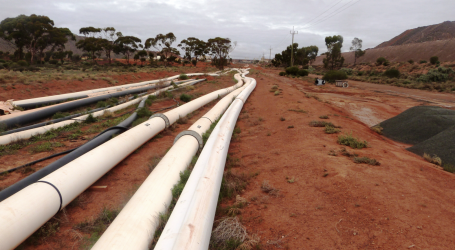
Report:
301,0,344,27
303,0,363,29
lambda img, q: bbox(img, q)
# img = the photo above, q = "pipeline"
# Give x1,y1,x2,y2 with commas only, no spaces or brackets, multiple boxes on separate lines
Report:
11,72,218,108
0,70,244,249
0,79,206,146
91,72,250,250
154,75,255,249
0,98,147,202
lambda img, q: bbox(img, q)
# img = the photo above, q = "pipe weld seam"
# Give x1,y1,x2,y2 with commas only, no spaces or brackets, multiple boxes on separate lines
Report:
149,113,170,128
36,180,63,213
173,130,203,150
235,97,245,104
200,116,213,124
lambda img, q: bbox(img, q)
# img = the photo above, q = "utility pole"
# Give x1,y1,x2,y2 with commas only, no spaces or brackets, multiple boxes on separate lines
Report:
269,46,272,60
290,26,298,67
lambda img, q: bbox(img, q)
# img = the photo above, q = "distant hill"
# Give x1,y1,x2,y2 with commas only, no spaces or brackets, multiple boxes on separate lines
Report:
376,21,455,48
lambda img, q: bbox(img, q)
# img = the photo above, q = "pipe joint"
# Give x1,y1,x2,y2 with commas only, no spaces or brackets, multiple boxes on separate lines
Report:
174,130,203,150
149,113,170,128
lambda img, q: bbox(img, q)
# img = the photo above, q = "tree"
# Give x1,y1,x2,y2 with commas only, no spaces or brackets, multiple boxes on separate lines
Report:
114,35,141,64
350,37,365,65
36,27,75,63
178,37,207,66
145,33,179,67
206,37,236,70
323,35,344,70
135,50,148,66
76,27,103,63
306,45,319,65
100,27,120,64
0,14,73,63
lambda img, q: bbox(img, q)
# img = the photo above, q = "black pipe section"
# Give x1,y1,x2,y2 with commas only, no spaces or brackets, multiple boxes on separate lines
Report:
1,107,108,135
17,95,89,110
0,99,146,202
0,85,159,129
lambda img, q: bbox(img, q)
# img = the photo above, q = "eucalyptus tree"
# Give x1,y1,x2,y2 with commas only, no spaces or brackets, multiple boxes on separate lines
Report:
178,37,207,66
114,35,142,64
145,32,179,67
206,37,236,70
350,37,365,65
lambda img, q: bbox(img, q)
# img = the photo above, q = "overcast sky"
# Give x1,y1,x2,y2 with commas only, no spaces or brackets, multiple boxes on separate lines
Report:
1,0,454,59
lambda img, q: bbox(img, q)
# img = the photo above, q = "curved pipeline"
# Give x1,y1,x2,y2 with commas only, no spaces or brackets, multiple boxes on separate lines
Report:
91,71,249,250
155,76,256,250
0,98,146,202
11,72,218,108
0,70,244,249
0,79,206,145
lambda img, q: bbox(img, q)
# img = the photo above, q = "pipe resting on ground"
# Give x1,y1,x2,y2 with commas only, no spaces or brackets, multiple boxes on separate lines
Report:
0,69,243,249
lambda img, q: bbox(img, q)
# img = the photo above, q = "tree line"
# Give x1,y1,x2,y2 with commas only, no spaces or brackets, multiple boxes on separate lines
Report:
271,35,365,69
0,14,236,69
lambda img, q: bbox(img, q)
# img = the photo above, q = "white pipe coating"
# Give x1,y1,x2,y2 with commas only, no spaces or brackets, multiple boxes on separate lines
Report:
154,75,256,250
0,78,204,146
11,72,222,107
0,70,243,250
91,72,249,250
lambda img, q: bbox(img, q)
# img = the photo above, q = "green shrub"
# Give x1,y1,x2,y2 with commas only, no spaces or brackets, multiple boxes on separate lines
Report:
49,59,58,65
419,60,427,64
179,74,188,80
85,114,97,123
179,93,192,102
383,60,390,66
408,60,414,64
376,57,387,66
353,157,380,166
357,71,364,76
279,71,286,76
384,68,400,78
340,68,353,75
0,59,5,63
297,69,309,76
417,67,454,82
96,101,107,108
17,60,28,67
322,70,347,83
430,56,439,65
285,66,299,75
137,107,152,118
337,133,368,149
324,125,340,134
52,112,70,119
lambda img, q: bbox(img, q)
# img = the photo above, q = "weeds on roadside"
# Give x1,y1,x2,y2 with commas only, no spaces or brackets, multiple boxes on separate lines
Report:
261,180,279,196
30,141,64,153
371,125,383,134
353,157,381,166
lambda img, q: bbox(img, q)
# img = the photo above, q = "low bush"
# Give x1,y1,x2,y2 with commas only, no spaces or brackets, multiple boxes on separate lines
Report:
417,67,454,82
324,125,340,134
85,114,97,123
419,60,427,64
49,59,58,65
52,112,70,120
408,60,414,64
322,70,347,83
179,93,192,102
430,56,439,65
137,107,152,118
337,133,368,149
179,74,188,80
383,60,390,66
0,59,5,63
353,157,380,166
384,68,400,78
278,72,286,76
297,69,309,76
17,60,28,67
285,66,299,75
376,57,387,66
340,68,353,75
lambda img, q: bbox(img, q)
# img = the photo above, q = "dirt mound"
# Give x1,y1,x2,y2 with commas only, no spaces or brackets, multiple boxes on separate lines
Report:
376,21,455,48
313,38,455,65
379,106,455,144
408,125,455,166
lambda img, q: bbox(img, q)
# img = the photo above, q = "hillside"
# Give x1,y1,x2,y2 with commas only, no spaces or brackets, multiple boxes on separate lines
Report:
313,38,455,65
376,21,455,48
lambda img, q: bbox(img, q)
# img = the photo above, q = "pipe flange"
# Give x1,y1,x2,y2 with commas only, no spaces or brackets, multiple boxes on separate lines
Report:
150,113,170,128
174,130,203,150
200,116,213,124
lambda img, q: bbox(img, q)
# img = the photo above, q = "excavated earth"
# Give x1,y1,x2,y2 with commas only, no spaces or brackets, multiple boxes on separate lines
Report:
1,65,455,249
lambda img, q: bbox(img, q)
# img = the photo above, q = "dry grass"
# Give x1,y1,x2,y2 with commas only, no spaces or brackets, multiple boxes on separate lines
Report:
211,217,247,244
371,125,383,134
353,156,381,166
261,180,279,196
423,153,442,166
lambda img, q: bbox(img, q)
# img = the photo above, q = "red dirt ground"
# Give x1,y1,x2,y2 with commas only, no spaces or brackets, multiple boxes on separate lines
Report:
217,67,455,249
2,66,455,249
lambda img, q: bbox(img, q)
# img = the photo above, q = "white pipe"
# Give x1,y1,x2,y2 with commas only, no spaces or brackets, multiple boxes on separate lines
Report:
0,71,244,250
91,73,249,250
11,72,222,107
0,78,206,146
154,75,256,250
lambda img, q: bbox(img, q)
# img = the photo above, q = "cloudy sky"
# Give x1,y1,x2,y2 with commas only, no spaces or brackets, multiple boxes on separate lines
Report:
1,0,454,59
